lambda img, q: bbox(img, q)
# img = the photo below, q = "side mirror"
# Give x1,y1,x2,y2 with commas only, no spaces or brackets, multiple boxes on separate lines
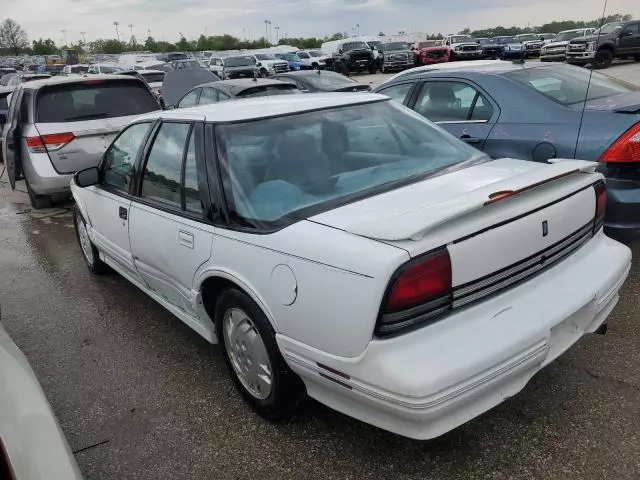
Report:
74,167,99,188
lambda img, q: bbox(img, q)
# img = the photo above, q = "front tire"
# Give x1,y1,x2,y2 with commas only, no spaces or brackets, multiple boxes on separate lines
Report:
260,68,268,78
215,288,305,421
592,49,613,69
73,207,109,274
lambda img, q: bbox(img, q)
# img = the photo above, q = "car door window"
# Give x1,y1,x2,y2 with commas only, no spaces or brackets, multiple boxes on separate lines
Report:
102,122,151,192
179,89,200,108
621,24,639,37
376,82,414,104
198,87,220,104
141,122,191,208
414,81,492,122
183,133,201,214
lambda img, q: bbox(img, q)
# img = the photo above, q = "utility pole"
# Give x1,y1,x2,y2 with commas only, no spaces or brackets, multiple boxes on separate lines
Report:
113,21,120,42
356,23,360,37
129,24,134,38
275,26,280,44
60,29,67,46
264,20,271,44
80,31,87,43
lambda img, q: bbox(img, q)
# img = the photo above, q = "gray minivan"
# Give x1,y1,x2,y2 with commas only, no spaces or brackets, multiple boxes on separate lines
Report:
1,75,160,208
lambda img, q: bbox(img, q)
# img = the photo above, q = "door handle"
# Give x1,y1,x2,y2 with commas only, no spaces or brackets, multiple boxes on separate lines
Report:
178,230,194,249
460,135,482,145
119,206,128,220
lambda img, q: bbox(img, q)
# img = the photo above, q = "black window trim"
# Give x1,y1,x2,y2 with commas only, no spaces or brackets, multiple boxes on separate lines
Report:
98,119,158,199
179,87,202,108
408,77,499,124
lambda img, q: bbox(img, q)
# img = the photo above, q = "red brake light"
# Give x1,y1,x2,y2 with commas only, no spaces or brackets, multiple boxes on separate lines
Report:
385,250,452,312
599,122,640,163
26,133,75,153
84,79,104,85
593,181,606,232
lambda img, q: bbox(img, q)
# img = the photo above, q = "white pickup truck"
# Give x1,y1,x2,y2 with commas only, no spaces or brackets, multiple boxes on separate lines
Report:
442,35,483,61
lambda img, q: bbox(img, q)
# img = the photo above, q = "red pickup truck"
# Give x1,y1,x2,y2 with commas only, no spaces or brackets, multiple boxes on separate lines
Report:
413,41,450,66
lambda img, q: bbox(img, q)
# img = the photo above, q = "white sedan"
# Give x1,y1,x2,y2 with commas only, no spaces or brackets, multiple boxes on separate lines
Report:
0,323,83,479
70,93,631,440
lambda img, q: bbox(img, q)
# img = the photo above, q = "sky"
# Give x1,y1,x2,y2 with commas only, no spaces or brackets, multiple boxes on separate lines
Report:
3,0,638,45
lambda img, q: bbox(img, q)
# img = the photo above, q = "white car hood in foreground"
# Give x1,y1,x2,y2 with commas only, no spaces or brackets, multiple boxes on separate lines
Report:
0,324,82,480
311,158,597,242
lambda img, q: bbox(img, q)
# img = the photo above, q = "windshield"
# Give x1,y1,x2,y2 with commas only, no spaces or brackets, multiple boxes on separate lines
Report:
495,37,516,44
451,36,473,44
476,39,491,45
98,65,122,73
70,66,89,73
342,42,368,51
177,60,201,68
367,41,382,49
502,64,638,106
141,72,165,83
599,22,624,34
255,54,276,60
225,56,256,67
280,53,301,62
555,31,586,42
217,101,480,228
305,71,357,88
517,34,539,42
383,42,410,51
297,52,310,59
308,51,323,57
419,41,440,48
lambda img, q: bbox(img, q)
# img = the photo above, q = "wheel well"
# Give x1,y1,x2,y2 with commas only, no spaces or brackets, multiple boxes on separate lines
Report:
200,276,242,321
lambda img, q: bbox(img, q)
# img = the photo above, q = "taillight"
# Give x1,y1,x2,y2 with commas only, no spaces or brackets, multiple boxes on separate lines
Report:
26,132,75,153
377,249,452,336
599,122,640,163
593,181,606,233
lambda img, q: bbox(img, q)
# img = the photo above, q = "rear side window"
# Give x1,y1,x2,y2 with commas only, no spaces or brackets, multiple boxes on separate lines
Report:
35,80,159,123
0,93,10,110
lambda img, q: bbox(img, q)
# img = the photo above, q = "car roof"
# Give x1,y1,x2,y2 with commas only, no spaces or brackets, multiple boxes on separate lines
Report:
381,60,504,84
20,74,145,90
198,78,294,96
140,92,386,123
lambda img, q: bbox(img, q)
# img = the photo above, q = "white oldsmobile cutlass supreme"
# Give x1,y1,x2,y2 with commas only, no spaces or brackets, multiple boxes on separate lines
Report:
71,93,631,440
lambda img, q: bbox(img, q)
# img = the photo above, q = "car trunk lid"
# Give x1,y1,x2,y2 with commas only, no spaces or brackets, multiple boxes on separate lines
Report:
310,158,601,290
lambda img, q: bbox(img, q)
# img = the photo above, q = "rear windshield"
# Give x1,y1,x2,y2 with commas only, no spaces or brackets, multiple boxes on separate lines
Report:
308,51,323,57
503,64,638,106
70,66,89,73
517,34,539,42
226,56,255,67
383,42,410,51
305,71,356,88
98,65,122,73
255,54,276,60
217,101,481,228
141,72,165,83
36,80,159,123
236,85,299,98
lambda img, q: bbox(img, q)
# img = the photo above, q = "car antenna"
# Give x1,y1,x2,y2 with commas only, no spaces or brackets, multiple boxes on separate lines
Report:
573,0,607,159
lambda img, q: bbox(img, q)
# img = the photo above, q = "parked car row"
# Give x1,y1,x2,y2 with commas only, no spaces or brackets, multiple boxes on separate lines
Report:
0,52,637,446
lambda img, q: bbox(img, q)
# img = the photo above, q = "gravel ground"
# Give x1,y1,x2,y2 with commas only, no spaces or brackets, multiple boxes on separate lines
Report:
1,61,640,480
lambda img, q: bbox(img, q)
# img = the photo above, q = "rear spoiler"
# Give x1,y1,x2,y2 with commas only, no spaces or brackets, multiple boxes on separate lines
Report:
345,159,598,241
613,104,640,114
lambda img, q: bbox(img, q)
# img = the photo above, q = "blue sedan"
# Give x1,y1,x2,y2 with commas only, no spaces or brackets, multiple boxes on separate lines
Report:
373,62,640,229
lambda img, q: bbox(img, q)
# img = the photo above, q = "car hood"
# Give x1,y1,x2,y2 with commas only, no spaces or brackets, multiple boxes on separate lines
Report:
544,41,570,48
450,42,479,48
419,46,449,52
570,33,614,44
310,158,596,241
384,49,412,54
162,68,219,107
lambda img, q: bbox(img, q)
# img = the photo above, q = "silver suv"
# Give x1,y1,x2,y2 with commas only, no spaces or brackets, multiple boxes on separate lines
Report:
1,75,160,208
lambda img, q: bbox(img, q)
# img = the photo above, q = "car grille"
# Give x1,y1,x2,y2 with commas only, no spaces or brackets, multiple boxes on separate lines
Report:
568,44,587,52
462,45,479,52
351,52,370,61
273,63,288,73
452,221,594,309
526,43,543,50
428,51,446,58
546,47,566,53
390,53,410,61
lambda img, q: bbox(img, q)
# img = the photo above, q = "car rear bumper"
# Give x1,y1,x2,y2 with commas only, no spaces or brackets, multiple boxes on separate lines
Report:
22,152,73,196
603,178,640,229
277,231,630,439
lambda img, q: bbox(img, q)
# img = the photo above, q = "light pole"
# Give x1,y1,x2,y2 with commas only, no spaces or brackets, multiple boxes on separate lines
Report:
80,31,87,43
264,20,272,44
128,24,134,43
113,21,120,42
60,29,67,46
356,23,360,37
275,26,280,44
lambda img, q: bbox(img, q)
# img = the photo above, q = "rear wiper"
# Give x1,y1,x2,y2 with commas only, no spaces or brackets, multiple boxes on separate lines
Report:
64,113,108,121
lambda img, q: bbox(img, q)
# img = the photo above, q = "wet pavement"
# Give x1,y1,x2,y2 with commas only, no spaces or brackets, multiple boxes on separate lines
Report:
2,62,640,480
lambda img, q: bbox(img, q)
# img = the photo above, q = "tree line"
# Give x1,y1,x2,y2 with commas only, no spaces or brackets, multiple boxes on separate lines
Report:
0,14,633,56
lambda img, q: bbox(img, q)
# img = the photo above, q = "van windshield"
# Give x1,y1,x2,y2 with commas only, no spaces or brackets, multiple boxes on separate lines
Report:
36,80,159,123
217,100,482,228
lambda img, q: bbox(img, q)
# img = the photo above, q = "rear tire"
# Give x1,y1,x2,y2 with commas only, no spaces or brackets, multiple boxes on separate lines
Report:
25,178,52,209
215,288,306,421
341,63,350,77
592,49,613,69
368,63,377,74
260,68,268,78
73,206,109,274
